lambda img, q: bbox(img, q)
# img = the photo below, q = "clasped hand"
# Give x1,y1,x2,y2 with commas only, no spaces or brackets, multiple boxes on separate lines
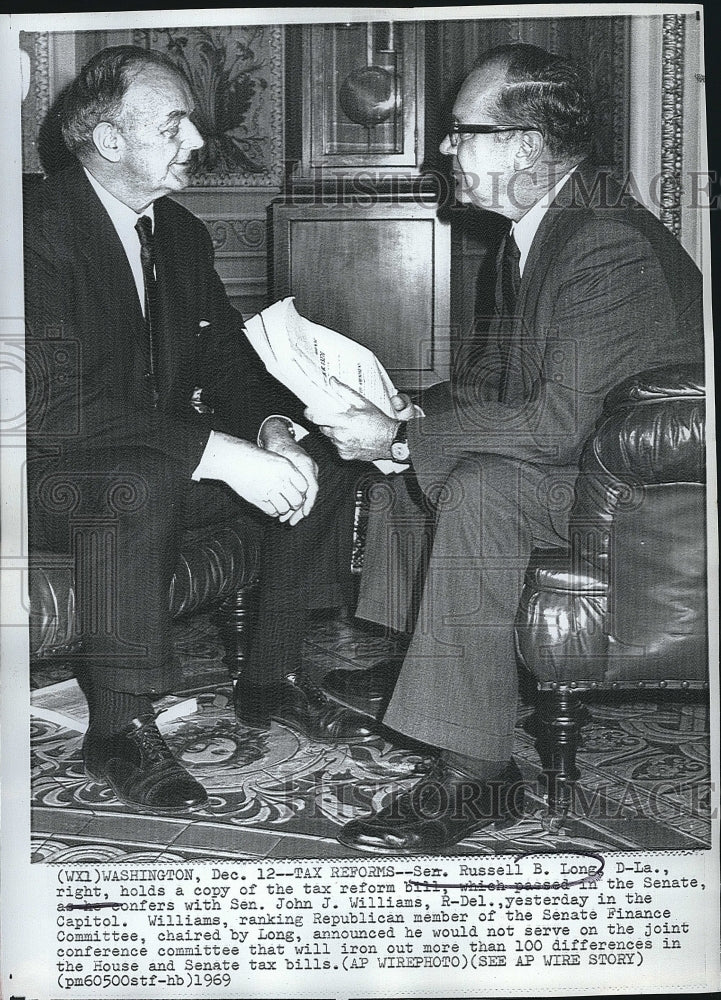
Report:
209,432,318,525
305,378,414,462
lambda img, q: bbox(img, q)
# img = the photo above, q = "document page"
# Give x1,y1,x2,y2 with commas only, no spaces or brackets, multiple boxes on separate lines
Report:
245,297,398,417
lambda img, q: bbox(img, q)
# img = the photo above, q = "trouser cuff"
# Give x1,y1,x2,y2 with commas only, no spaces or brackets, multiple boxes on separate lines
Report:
382,704,515,761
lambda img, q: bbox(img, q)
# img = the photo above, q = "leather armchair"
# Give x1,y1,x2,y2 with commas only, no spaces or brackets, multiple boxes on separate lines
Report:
515,364,708,817
29,520,261,680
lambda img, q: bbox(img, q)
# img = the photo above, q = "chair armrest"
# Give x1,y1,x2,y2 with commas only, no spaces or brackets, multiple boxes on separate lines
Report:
585,364,705,488
525,563,607,594
603,364,704,409
516,554,609,687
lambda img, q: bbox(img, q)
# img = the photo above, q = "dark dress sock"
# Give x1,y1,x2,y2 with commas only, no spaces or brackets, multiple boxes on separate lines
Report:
87,684,155,734
247,602,306,685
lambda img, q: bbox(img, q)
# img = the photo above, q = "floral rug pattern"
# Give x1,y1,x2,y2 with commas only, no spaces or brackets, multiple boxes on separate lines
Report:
31,616,711,862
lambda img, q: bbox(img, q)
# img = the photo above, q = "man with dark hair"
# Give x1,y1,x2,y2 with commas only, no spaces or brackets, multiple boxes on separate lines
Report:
25,45,373,815
309,44,704,853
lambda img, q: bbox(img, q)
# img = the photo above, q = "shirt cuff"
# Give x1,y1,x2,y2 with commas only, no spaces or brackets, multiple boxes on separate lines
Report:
374,459,410,474
192,430,218,481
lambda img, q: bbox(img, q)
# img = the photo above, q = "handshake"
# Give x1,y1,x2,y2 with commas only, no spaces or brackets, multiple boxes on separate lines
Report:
195,383,415,525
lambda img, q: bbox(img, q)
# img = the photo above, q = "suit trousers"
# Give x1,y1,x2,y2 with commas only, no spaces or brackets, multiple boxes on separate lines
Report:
28,432,358,695
356,455,572,760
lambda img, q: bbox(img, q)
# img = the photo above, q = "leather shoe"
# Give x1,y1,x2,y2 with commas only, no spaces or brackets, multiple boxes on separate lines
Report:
322,659,402,715
338,758,524,854
83,716,209,814
234,669,376,743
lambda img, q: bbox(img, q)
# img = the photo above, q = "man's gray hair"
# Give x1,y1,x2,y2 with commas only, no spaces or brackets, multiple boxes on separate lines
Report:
60,45,187,156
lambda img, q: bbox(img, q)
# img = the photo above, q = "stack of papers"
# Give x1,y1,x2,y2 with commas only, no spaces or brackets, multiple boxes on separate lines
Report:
244,297,398,419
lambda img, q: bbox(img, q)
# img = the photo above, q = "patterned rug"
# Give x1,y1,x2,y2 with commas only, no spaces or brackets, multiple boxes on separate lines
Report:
30,614,711,863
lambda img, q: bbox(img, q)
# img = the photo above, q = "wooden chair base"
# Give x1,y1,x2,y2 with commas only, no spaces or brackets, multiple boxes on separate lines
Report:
213,583,259,681
534,688,590,819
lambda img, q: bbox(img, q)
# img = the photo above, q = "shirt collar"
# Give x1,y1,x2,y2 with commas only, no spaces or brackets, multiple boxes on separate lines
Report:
511,166,576,275
83,166,155,232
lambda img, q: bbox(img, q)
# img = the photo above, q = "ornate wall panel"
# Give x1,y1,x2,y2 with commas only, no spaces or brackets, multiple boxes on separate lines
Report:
172,187,271,318
660,14,686,239
20,32,50,175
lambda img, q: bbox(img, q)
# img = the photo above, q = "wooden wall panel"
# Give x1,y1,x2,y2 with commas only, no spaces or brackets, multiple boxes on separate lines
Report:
271,200,451,392
171,188,272,319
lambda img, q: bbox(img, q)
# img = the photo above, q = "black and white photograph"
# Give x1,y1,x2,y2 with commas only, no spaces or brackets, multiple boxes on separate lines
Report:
1,5,718,997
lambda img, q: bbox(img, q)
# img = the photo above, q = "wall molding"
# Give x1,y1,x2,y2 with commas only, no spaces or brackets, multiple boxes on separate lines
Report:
203,217,267,253
33,32,50,118
660,13,685,239
20,31,49,173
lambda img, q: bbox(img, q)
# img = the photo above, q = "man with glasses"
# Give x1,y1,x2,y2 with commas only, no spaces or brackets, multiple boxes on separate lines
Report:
307,43,704,853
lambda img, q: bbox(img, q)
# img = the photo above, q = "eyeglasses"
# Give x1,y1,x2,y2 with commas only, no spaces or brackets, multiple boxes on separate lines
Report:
447,122,535,149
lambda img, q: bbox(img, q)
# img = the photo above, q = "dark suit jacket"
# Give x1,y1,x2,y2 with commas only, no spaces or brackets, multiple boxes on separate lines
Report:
408,162,705,492
24,162,303,477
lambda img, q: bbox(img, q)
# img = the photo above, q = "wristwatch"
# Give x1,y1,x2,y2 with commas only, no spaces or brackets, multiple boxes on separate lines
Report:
390,421,410,463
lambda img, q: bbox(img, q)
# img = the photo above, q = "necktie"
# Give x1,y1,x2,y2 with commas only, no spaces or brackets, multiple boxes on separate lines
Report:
135,215,159,407
498,230,521,401
501,230,521,321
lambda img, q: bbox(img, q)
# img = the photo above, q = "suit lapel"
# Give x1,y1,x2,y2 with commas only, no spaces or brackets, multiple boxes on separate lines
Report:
519,161,599,313
503,169,593,401
60,165,148,350
152,199,197,406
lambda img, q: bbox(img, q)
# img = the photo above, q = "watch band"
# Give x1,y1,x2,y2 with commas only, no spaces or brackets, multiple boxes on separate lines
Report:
390,420,411,463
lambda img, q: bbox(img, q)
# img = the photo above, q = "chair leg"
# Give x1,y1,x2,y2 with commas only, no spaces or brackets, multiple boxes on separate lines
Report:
534,689,588,821
213,583,258,681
